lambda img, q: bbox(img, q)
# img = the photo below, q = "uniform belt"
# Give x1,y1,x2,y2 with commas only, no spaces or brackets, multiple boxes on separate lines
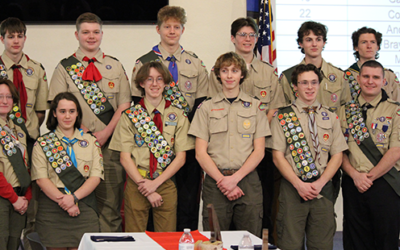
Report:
220,168,239,176
138,168,162,180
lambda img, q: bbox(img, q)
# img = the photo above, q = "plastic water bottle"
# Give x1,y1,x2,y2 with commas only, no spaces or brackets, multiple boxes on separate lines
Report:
239,233,254,250
179,228,194,250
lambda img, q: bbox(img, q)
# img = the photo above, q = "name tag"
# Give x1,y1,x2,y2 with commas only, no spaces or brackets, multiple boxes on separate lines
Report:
165,121,177,126
242,134,250,138
376,143,384,148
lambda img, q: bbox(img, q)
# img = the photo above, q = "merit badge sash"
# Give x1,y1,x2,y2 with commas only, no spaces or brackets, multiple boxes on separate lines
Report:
277,106,320,182
140,46,191,117
61,56,114,126
37,132,98,213
343,99,400,196
0,125,30,196
124,104,175,170
344,63,360,100
282,66,298,99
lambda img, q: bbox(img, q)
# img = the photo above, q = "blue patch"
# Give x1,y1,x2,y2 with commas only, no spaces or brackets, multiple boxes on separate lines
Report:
106,65,112,70
185,59,191,64
26,68,33,76
322,117,330,120
135,134,144,147
242,134,250,138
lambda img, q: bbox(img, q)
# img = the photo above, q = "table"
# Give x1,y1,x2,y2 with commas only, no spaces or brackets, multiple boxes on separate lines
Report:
78,230,266,250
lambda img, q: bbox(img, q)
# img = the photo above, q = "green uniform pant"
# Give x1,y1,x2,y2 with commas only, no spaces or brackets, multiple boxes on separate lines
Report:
0,197,26,250
202,171,263,237
277,179,336,250
95,142,126,232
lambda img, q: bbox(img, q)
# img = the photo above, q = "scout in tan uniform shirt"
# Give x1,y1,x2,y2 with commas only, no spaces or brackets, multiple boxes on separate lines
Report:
130,6,207,231
345,27,400,101
48,13,131,232
0,79,31,250
338,61,400,250
189,52,270,237
32,92,103,248
279,21,351,112
110,61,194,232
268,64,347,250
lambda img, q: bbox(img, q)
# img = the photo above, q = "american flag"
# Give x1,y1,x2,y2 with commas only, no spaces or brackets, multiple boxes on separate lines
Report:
257,0,277,73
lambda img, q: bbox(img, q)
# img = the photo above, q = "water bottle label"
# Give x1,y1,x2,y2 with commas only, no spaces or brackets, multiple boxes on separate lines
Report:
179,243,194,250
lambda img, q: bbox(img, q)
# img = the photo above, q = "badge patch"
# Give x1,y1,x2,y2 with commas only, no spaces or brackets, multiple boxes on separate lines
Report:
26,67,34,76
79,139,88,148
185,59,191,64
168,112,177,121
94,140,101,148
279,73,284,81
322,117,330,120
321,112,327,116
331,93,338,102
43,72,47,81
260,91,267,97
328,73,337,82
134,134,144,147
323,134,329,141
106,65,112,70
242,101,251,108
243,119,251,130
84,165,89,172
259,103,267,111
242,134,250,138
185,81,192,90
201,60,206,68
108,82,115,89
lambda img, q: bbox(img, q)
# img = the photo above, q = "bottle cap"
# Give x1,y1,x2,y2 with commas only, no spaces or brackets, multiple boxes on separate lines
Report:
184,228,191,233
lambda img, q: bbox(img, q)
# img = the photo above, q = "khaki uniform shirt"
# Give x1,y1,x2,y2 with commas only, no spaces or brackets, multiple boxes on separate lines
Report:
31,127,104,187
347,61,400,101
48,48,131,133
280,58,351,111
338,92,400,173
208,55,286,111
0,118,28,187
188,90,271,170
109,98,194,172
267,99,348,176
131,43,208,110
1,52,49,139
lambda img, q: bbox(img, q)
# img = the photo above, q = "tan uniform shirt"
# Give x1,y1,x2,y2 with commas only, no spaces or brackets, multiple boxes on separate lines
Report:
48,48,131,133
347,61,400,101
338,92,400,173
188,90,271,170
267,99,348,176
280,58,351,111
131,43,208,110
1,52,49,139
109,98,194,172
0,118,28,187
208,55,286,111
31,127,104,187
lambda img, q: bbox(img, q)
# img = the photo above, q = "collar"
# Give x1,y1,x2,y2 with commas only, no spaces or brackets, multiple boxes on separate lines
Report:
75,48,104,64
249,55,262,73
349,62,360,72
213,89,251,104
143,98,168,115
157,43,184,62
300,58,329,79
293,98,321,113
1,51,29,69
0,116,13,128
55,127,84,140
358,90,386,108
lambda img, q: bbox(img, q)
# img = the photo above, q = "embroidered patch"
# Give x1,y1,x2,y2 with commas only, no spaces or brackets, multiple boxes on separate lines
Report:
279,73,284,81
94,140,101,148
106,65,112,70
185,59,191,64
242,101,251,108
168,112,177,121
242,134,250,138
79,139,88,148
26,103,33,108
260,91,267,97
134,134,144,147
328,73,337,82
26,67,34,76
259,103,267,111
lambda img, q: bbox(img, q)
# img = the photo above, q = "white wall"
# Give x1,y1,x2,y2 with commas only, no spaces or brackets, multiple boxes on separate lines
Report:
21,0,345,232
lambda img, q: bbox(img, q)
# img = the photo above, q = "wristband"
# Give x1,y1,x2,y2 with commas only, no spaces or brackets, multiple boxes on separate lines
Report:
72,193,79,204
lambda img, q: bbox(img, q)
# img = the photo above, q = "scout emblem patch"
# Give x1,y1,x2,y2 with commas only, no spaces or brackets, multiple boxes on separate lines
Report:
185,59,191,64
260,91,267,97
278,107,320,182
134,134,145,147
124,105,175,169
328,73,336,82
242,101,251,108
106,65,112,70
168,112,177,121
26,67,34,76
79,139,88,148
331,93,338,103
185,81,192,90
243,119,251,130
344,100,370,145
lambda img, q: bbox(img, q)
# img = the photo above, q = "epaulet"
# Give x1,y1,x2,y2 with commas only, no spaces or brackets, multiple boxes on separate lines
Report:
105,55,119,61
184,50,198,59
328,62,344,72
387,99,400,105
40,63,45,70
29,58,39,65
251,95,260,101
138,50,160,64
196,97,211,109
385,67,394,73
260,60,274,68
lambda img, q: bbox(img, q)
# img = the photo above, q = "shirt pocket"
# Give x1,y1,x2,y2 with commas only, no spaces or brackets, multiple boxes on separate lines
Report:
163,125,176,148
76,151,93,179
323,78,342,94
253,81,271,103
179,70,198,94
24,75,38,110
102,74,120,96
237,110,257,134
209,110,228,134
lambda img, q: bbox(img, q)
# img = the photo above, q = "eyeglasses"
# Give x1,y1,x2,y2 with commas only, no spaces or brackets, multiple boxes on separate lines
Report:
236,32,257,39
0,95,13,100
298,80,319,86
145,77,164,84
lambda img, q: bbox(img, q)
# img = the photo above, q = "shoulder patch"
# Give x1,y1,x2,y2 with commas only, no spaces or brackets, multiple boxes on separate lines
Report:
197,97,211,109
184,50,198,59
279,73,284,81
258,103,267,111
105,55,119,61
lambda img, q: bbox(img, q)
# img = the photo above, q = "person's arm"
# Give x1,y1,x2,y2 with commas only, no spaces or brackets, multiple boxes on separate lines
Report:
273,149,318,200
342,153,373,193
195,137,224,182
36,178,64,203
36,111,46,126
48,63,68,102
217,137,265,194
312,152,343,193
267,108,277,123
368,147,400,181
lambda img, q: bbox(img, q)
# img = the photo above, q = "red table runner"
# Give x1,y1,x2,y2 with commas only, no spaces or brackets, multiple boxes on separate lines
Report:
146,230,209,249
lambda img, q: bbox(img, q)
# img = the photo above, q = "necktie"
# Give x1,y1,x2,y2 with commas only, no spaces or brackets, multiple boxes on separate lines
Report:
82,57,102,82
361,103,372,122
149,109,163,178
11,65,27,121
61,136,79,194
303,106,321,164
166,55,178,83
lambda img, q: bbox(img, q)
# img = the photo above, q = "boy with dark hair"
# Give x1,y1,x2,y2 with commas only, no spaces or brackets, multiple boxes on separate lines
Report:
269,64,347,249
131,5,209,231
48,12,131,232
345,27,400,101
279,21,351,112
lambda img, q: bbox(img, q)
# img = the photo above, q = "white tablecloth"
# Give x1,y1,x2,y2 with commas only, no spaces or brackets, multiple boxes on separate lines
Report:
78,230,267,250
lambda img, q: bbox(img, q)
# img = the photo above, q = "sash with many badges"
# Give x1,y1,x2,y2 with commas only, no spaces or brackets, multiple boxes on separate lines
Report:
61,56,114,125
0,63,6,78
344,70,360,100
343,100,370,145
277,107,320,182
0,125,30,195
124,104,175,170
